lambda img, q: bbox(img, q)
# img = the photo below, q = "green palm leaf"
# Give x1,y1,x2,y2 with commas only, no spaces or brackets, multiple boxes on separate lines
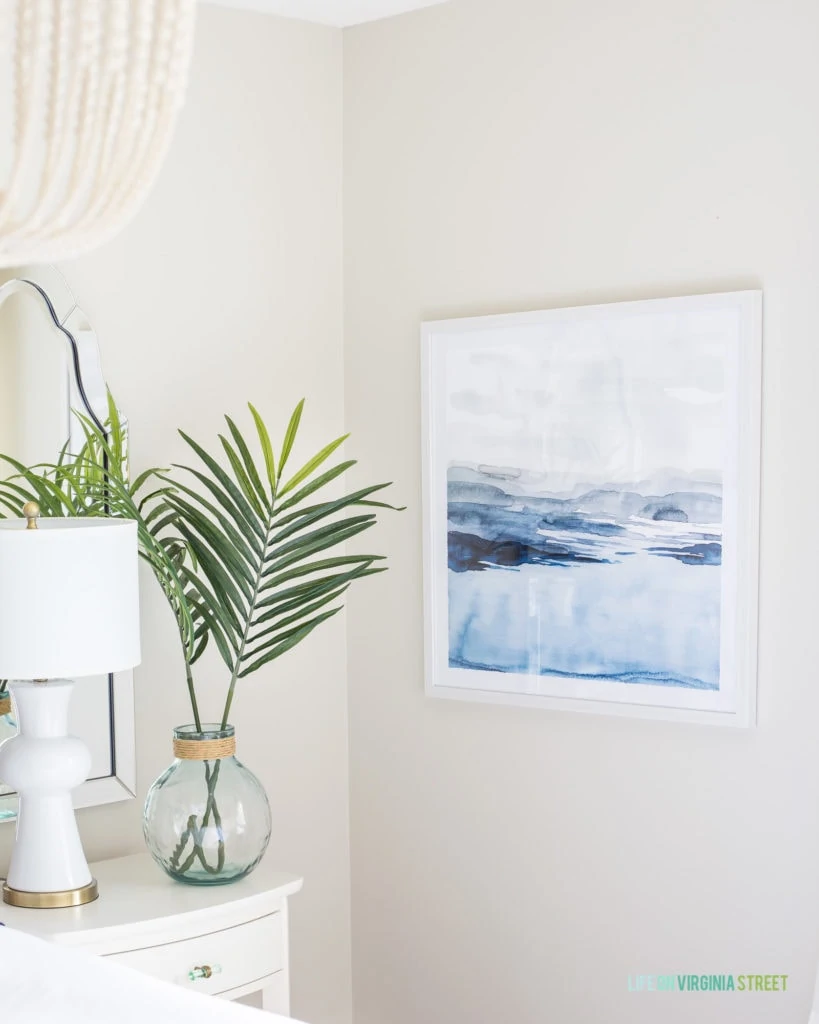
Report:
248,403,276,497
278,399,304,477
156,400,399,727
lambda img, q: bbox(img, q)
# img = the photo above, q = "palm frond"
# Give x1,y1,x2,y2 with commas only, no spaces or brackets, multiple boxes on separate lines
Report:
156,400,400,727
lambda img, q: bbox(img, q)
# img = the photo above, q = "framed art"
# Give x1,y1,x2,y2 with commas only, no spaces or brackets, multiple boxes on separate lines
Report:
422,291,762,726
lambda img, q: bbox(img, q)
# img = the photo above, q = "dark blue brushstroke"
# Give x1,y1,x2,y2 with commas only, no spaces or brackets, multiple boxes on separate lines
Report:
448,656,719,691
449,501,624,541
448,502,623,574
538,511,624,535
648,542,722,566
448,530,611,572
651,505,688,522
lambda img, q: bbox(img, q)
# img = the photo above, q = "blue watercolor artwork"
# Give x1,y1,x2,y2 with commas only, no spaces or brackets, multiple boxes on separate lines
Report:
447,472,722,689
438,306,734,696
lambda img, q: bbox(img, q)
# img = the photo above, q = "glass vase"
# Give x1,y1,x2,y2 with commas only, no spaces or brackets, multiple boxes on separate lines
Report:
143,724,271,885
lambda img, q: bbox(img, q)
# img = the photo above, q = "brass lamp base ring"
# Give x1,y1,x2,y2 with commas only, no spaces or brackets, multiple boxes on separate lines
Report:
3,878,98,908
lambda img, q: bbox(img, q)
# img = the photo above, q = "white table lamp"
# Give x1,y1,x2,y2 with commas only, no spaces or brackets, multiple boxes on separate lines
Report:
0,504,140,908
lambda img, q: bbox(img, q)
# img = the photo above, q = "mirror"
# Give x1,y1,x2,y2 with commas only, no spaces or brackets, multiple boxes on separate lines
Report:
0,269,135,821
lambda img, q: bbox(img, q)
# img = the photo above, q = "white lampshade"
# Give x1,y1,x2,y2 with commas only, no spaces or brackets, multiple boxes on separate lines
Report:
0,518,140,679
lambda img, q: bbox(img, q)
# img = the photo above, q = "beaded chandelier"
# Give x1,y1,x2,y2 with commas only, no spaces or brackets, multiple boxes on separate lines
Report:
0,0,196,267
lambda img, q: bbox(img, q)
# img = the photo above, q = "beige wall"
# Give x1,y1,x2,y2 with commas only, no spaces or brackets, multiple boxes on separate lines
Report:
344,1,819,1023
0,8,351,1024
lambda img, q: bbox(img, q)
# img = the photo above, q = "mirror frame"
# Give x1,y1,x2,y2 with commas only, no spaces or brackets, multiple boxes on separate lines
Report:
0,277,136,819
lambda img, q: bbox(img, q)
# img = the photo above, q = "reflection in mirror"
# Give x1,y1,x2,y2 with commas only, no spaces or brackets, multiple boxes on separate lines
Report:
0,269,135,820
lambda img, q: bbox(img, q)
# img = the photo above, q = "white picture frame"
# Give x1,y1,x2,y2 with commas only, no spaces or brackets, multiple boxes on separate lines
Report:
422,291,762,726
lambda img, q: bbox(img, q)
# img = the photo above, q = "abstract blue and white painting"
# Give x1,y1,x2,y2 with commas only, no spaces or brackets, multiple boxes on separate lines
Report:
423,294,762,723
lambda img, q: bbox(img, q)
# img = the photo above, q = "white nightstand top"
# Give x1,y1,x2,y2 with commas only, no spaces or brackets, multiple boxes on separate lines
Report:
1,853,303,955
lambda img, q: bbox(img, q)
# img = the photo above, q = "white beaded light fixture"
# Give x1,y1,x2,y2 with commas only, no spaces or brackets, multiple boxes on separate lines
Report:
0,0,196,267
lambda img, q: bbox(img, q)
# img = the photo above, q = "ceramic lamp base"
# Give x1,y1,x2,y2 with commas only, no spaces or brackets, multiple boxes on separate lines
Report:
0,680,96,908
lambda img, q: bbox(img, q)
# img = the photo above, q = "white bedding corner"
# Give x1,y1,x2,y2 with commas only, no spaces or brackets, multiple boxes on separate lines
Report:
1,923,302,1024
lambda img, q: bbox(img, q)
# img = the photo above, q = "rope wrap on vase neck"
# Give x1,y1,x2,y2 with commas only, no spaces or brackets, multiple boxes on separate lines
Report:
0,695,10,717
173,735,236,760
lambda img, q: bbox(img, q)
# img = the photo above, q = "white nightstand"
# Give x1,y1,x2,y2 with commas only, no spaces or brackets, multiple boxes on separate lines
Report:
0,853,303,1014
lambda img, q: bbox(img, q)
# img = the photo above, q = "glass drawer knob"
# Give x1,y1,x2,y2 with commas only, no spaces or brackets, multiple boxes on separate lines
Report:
188,964,222,981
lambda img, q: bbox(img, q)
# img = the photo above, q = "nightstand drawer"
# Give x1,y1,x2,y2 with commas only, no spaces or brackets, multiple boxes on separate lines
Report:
106,912,283,995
